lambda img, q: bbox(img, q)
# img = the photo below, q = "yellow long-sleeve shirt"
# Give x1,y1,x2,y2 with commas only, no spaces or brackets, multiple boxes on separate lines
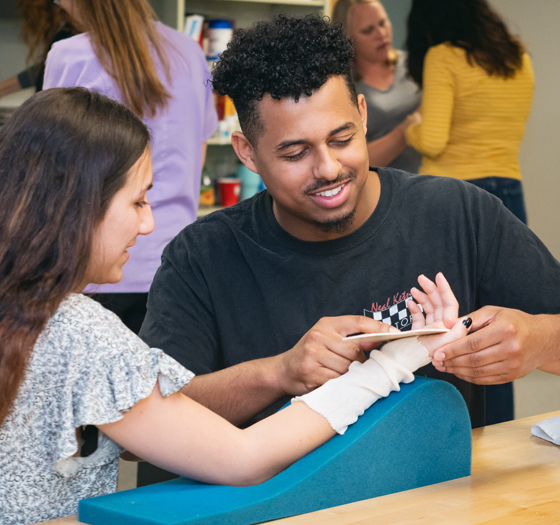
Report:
406,43,534,181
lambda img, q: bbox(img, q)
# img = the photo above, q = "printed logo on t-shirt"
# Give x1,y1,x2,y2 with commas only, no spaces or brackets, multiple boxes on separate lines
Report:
364,292,414,331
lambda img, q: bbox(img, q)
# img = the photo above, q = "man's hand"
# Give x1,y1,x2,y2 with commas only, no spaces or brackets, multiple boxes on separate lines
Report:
432,306,560,383
274,316,398,396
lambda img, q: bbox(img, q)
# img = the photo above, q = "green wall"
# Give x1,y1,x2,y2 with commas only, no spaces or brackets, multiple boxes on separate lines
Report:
383,0,412,50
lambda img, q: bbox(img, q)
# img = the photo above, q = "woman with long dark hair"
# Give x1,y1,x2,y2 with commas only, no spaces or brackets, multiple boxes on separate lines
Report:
44,0,217,335
405,0,533,224
0,88,467,525
405,0,534,425
332,0,422,172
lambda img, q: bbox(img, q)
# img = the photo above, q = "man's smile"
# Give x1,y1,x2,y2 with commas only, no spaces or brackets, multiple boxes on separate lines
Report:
309,181,351,208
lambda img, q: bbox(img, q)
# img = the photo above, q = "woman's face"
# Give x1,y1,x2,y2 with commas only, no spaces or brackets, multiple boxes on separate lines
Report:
84,148,155,287
350,1,394,65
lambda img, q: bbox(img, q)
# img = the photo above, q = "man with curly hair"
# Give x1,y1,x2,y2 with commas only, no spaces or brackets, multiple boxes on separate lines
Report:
140,15,560,441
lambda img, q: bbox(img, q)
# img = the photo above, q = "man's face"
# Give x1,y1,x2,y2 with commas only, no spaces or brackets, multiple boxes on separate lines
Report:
237,76,377,241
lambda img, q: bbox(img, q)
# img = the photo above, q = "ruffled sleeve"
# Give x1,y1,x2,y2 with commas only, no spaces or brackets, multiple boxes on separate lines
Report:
45,294,194,465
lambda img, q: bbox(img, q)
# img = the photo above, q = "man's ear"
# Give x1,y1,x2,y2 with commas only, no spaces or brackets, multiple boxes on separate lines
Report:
231,131,259,174
357,94,368,136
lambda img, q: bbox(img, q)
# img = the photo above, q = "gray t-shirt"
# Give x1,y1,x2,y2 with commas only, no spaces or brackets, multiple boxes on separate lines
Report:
355,51,422,173
0,294,193,525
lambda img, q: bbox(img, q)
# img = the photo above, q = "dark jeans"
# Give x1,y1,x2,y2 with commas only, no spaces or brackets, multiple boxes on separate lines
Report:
467,177,527,224
466,177,526,425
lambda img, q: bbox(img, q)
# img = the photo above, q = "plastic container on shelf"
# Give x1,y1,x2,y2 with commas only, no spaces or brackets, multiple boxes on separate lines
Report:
206,19,233,61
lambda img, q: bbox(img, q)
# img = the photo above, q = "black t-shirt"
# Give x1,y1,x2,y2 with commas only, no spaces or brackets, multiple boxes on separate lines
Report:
140,168,560,428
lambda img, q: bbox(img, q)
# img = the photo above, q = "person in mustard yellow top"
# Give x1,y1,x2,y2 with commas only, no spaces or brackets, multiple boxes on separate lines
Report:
405,0,534,226
404,0,534,426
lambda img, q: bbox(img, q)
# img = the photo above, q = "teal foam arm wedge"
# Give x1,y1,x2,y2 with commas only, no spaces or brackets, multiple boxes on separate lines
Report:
79,377,472,525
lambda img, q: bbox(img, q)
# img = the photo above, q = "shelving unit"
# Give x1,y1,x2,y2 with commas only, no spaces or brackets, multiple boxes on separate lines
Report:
150,0,330,32
149,0,333,196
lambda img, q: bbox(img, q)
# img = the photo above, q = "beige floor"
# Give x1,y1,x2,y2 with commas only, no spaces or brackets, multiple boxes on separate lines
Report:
115,369,560,493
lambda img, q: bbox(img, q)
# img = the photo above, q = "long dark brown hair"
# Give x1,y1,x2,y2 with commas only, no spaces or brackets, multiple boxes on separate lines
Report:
406,0,524,88
72,0,171,118
0,87,150,426
18,0,69,65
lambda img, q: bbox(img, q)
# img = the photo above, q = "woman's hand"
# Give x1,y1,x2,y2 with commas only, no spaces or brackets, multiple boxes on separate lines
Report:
407,272,471,356
409,272,458,330
404,110,421,128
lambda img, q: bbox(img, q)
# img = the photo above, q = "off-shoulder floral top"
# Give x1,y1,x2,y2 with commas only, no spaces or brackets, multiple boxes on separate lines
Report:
0,294,194,525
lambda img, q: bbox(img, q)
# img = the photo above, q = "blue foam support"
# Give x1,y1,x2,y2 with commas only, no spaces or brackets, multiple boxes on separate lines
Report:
79,377,471,525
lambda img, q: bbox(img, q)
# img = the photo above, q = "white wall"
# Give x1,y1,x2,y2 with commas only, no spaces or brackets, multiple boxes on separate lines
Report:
485,0,560,419
489,0,560,260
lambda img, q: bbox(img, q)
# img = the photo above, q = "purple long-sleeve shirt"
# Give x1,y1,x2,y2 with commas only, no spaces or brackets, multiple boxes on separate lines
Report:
44,22,218,293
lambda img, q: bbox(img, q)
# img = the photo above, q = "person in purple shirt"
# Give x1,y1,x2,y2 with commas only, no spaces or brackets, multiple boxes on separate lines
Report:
44,0,218,333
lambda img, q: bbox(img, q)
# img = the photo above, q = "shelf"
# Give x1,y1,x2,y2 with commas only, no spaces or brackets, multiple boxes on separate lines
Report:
150,0,330,32
202,0,324,5
207,135,233,146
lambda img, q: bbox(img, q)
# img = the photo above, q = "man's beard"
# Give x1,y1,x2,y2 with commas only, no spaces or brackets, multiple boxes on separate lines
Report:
305,171,358,235
312,208,356,234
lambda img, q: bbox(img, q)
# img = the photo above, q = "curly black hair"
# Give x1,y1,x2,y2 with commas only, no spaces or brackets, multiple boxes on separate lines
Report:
212,15,358,145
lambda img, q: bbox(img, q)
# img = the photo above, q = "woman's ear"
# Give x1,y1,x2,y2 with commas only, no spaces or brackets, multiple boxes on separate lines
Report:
231,131,259,174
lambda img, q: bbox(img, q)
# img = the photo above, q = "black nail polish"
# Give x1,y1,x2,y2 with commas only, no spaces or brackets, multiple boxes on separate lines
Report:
462,317,472,329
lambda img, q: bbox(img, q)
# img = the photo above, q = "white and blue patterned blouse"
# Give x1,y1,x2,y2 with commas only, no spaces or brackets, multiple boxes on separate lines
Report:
0,294,193,525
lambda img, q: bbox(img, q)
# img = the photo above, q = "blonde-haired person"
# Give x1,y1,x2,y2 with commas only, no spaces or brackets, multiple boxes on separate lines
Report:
44,0,217,334
332,0,421,172
0,0,76,99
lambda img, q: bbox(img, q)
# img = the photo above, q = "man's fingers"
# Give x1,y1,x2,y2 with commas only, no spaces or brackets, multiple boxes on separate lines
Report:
313,367,343,387
467,305,500,331
442,359,514,383
319,353,353,375
326,315,399,337
432,322,501,362
419,316,470,354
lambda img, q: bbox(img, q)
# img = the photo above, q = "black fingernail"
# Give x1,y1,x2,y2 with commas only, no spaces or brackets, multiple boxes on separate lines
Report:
462,317,472,329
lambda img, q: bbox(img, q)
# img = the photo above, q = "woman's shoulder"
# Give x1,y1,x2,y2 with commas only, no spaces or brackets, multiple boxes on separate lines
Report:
426,42,462,59
44,33,104,89
45,294,144,353
48,32,94,59
424,43,467,70
54,293,119,324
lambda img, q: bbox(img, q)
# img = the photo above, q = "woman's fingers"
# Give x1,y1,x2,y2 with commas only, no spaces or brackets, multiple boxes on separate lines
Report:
408,299,426,330
410,286,435,324
411,273,459,327
434,272,459,324
417,274,444,322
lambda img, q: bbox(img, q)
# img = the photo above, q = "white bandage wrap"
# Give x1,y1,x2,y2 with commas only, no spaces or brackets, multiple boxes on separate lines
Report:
293,337,431,435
